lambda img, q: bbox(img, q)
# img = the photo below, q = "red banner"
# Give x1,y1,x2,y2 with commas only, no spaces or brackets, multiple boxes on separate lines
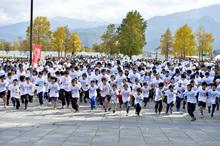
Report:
32,45,41,66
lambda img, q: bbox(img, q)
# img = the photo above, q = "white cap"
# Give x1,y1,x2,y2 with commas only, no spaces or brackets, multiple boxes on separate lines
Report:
178,80,183,84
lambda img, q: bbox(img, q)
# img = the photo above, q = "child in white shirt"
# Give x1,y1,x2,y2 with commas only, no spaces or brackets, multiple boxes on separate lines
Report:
89,80,98,110
10,79,20,110
109,84,118,113
70,79,80,112
48,77,60,109
24,77,35,110
142,82,150,107
134,88,143,116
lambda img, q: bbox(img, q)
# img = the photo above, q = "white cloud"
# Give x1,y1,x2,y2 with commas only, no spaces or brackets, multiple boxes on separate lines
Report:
0,0,220,25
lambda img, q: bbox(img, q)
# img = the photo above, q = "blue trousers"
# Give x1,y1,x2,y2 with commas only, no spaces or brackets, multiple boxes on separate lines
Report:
187,102,196,118
176,97,182,109
124,101,130,114
38,92,44,105
90,96,96,108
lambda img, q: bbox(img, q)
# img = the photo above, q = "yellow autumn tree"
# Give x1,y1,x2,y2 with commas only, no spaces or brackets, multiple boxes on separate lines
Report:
53,26,66,57
196,24,215,60
173,24,197,58
25,16,52,52
159,27,173,59
12,41,20,51
70,31,82,54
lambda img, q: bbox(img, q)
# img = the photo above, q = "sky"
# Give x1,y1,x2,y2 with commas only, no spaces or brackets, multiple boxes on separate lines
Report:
0,0,220,25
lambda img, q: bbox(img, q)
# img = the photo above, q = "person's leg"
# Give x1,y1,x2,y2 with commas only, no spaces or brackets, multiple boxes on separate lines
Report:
155,101,158,113
176,97,180,109
38,92,43,105
61,89,66,107
21,95,25,104
211,104,216,117
66,91,70,107
170,101,174,113
183,100,186,109
126,101,130,114
104,98,108,111
7,90,10,105
187,103,195,119
29,95,33,103
136,103,141,115
166,103,170,114
16,98,20,109
12,97,15,107
216,97,219,110
158,100,162,113
24,94,28,109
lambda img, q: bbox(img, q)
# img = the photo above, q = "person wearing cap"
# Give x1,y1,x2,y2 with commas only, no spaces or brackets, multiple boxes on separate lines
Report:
175,80,185,111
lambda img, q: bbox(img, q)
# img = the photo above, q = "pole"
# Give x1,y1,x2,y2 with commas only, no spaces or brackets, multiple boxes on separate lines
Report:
30,0,33,66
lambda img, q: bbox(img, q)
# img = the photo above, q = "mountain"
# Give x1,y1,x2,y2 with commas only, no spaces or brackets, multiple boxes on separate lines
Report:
0,4,220,50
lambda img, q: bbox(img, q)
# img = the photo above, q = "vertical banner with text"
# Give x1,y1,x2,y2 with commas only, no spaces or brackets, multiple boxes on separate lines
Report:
32,45,41,66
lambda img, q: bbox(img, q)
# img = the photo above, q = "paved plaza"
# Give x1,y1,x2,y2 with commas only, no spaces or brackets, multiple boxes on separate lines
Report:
0,99,220,146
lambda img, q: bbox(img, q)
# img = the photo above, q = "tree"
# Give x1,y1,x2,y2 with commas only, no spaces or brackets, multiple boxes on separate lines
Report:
64,25,71,57
2,42,11,54
25,16,52,52
117,10,147,58
70,31,82,55
92,43,101,52
196,24,215,60
173,24,197,58
12,41,20,51
18,36,28,55
159,27,173,59
53,26,66,57
100,24,119,55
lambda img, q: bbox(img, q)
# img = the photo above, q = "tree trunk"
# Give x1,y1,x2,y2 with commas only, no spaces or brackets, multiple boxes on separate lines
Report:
202,51,203,61
184,48,185,59
199,50,200,61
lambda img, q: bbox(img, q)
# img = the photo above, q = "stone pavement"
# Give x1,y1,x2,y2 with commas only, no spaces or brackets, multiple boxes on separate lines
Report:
0,99,220,146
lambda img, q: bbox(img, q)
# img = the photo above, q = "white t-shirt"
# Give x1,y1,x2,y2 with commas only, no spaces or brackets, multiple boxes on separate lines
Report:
142,86,150,98
70,84,80,98
59,76,71,91
121,89,131,102
184,90,197,104
175,85,185,98
116,75,126,90
134,93,143,107
9,85,20,99
89,86,98,99
165,90,176,104
198,87,208,102
48,83,60,97
100,83,110,97
6,78,14,86
35,77,45,94
19,82,26,96
24,82,35,96
155,88,163,101
0,80,9,92
79,78,89,91
207,89,219,105
69,71,79,79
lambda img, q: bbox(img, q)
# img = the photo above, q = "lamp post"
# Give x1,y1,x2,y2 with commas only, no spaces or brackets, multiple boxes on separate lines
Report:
29,0,33,66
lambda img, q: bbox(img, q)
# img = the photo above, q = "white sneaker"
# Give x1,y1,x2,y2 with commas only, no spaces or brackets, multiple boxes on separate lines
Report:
201,115,204,118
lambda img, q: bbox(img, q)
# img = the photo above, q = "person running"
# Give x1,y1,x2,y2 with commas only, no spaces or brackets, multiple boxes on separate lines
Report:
184,84,197,121
100,77,111,112
197,82,208,118
155,82,164,115
207,83,219,117
142,82,150,107
165,85,176,114
134,88,143,116
88,80,98,110
121,84,131,116
48,76,60,110
70,79,80,113
0,75,9,108
24,77,35,110
10,79,20,110
109,84,118,113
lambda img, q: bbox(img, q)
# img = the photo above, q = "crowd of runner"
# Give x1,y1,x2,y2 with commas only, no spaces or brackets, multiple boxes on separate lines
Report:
0,56,220,122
